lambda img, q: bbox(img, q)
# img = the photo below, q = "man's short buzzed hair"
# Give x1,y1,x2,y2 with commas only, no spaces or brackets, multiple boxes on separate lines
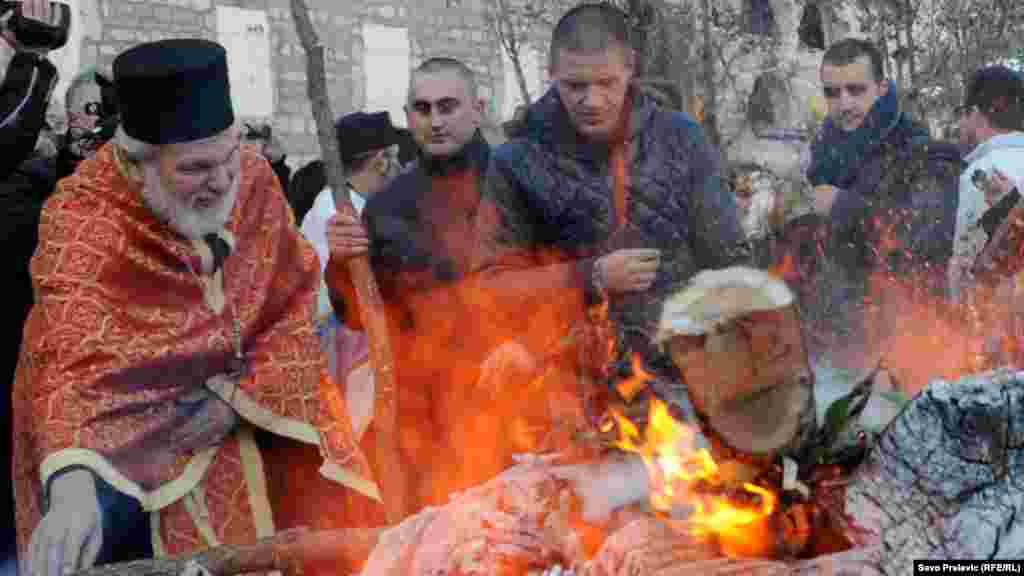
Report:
821,38,885,82
549,3,632,69
964,65,1024,131
408,57,478,103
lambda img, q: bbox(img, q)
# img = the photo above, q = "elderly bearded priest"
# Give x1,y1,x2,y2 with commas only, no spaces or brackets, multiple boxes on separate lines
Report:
14,39,376,576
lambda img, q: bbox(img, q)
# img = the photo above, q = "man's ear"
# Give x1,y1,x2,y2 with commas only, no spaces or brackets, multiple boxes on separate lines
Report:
473,98,485,127
624,47,636,72
373,149,389,174
878,78,889,96
404,104,415,128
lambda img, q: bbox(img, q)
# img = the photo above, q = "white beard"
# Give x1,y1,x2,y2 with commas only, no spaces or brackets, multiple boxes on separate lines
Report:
140,162,240,240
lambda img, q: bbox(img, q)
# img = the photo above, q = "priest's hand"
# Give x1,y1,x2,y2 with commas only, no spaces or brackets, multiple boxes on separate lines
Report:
326,212,369,261
26,467,103,576
596,249,661,294
173,385,240,452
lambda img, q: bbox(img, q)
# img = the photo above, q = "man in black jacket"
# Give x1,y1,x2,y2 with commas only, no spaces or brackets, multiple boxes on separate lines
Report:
0,0,63,567
473,4,750,385
299,57,493,518
243,122,291,192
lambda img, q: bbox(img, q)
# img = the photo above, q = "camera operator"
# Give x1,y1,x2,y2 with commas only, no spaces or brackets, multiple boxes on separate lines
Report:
0,0,60,176
46,69,116,179
243,122,291,191
0,0,65,566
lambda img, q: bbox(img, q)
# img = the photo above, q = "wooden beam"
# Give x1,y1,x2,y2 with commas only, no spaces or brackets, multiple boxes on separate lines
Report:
289,0,408,523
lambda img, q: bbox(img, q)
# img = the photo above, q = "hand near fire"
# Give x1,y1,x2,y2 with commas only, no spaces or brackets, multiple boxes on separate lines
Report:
326,212,369,261
596,249,661,294
25,468,103,576
549,453,650,523
985,168,1018,207
813,185,840,215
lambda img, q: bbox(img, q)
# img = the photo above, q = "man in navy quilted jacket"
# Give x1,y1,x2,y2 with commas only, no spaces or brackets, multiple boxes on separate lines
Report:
472,3,749,385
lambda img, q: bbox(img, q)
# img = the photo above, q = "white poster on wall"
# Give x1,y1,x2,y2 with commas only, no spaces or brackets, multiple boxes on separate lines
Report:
502,46,546,121
362,24,410,128
216,6,273,118
47,0,81,124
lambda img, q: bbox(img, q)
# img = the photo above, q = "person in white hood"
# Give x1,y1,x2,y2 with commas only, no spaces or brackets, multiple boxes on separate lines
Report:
949,65,1024,300
300,111,402,439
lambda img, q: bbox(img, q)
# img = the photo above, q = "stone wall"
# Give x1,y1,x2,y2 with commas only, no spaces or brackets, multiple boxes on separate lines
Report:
44,0,863,173
712,0,862,178
48,0,509,169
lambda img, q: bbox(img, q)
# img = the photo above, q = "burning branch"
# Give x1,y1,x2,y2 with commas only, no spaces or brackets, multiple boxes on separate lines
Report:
289,0,406,522
70,527,382,576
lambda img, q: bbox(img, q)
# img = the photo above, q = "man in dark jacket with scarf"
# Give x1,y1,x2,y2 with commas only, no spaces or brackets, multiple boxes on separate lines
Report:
807,38,960,292
798,38,960,377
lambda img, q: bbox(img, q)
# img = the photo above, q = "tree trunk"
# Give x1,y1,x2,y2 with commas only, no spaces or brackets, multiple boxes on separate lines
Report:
509,43,533,108
678,8,697,116
700,0,721,150
903,0,919,118
496,0,533,108
629,0,652,76
289,0,407,524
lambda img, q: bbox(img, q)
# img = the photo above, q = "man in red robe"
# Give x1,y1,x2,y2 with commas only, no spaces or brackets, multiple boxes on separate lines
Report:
14,39,375,576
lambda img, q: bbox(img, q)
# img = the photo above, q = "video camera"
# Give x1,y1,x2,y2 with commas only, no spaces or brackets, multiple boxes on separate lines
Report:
244,123,272,142
0,2,71,51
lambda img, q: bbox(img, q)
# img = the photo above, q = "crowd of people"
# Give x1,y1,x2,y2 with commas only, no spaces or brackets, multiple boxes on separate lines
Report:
1,0,1023,574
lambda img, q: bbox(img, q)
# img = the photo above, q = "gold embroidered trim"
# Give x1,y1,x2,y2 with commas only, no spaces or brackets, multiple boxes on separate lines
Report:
320,460,381,502
40,446,219,512
150,510,166,557
238,425,276,539
183,485,221,547
205,377,380,500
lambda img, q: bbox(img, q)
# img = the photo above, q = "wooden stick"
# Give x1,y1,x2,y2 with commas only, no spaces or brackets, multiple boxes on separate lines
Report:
289,0,407,523
70,527,383,576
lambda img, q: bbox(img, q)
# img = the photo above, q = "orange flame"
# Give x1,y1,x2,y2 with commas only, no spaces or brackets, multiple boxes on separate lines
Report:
610,397,777,557
769,251,798,283
862,269,1016,396
616,353,651,402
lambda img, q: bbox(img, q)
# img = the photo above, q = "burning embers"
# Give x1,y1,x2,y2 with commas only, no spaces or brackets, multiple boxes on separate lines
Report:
602,395,779,559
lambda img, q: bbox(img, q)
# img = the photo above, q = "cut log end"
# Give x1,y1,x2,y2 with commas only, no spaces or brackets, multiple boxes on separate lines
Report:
657,267,812,456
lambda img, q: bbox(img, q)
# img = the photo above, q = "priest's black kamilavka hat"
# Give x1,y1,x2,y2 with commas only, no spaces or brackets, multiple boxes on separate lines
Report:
113,38,234,145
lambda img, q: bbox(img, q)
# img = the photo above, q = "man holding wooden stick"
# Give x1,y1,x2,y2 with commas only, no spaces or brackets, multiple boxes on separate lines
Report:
317,57,495,521
15,39,376,576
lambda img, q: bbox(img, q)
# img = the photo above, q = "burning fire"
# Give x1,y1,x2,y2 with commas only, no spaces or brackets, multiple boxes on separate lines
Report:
769,251,798,284
604,370,778,558
862,269,1013,396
